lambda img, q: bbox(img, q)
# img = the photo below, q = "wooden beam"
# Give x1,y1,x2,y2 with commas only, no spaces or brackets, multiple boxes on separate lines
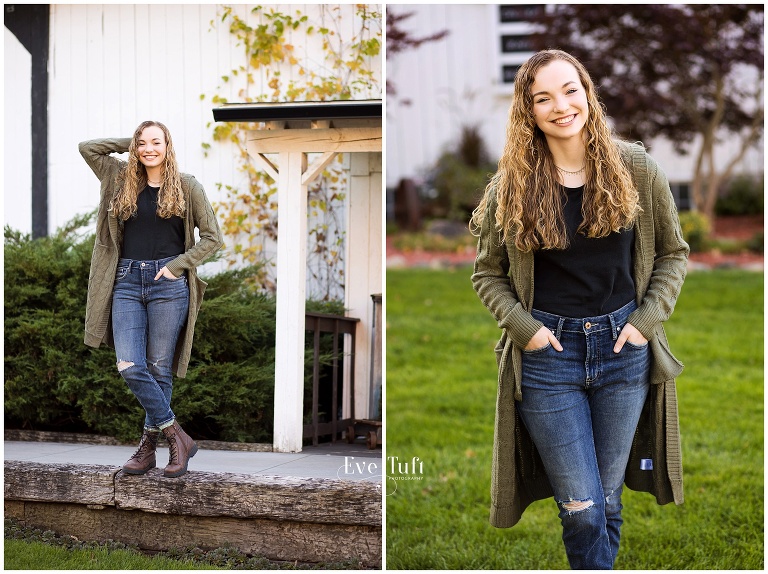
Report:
249,127,381,153
4,461,116,505
5,461,382,526
302,151,338,186
115,469,381,525
9,501,381,566
250,152,279,182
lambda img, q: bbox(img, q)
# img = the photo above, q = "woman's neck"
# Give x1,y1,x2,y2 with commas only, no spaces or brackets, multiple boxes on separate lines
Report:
546,136,586,171
145,167,163,185
546,136,586,187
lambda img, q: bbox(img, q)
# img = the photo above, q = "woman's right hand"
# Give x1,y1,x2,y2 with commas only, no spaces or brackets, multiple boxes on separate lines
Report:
524,326,563,352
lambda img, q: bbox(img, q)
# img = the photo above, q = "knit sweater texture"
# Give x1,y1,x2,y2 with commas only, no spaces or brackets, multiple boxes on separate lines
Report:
79,138,224,377
472,141,689,528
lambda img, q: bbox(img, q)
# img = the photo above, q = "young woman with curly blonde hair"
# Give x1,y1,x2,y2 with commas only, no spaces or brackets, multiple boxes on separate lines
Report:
472,50,688,569
79,121,223,478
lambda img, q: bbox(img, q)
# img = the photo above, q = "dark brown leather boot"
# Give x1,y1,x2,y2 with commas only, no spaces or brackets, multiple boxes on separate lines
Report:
122,429,160,475
161,420,198,478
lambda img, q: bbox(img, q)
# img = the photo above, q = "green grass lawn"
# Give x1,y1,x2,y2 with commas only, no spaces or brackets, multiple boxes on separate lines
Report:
4,518,363,570
385,267,763,570
4,539,218,570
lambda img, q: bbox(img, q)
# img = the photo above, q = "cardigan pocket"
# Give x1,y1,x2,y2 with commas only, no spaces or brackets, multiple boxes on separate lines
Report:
649,326,684,384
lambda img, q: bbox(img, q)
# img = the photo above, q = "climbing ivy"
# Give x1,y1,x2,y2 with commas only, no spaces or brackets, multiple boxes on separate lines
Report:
201,4,381,300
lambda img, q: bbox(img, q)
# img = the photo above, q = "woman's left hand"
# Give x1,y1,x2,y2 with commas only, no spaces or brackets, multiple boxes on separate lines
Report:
154,266,178,281
613,323,648,353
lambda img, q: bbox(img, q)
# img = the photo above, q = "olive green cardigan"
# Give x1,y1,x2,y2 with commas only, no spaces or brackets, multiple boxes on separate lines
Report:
79,138,224,377
472,141,689,528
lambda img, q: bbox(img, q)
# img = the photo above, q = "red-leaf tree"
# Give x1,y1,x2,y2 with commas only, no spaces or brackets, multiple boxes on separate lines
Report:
531,4,763,218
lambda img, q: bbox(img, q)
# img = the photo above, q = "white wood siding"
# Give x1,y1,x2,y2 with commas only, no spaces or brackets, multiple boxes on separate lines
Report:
49,4,241,248
386,5,508,188
46,3,381,271
346,152,382,420
4,27,33,234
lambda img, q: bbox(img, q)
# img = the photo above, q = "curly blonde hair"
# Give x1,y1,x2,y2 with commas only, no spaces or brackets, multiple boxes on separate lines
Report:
470,50,639,251
109,120,185,221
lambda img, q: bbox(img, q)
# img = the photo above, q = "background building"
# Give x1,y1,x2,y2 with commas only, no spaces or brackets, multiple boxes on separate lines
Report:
386,4,763,212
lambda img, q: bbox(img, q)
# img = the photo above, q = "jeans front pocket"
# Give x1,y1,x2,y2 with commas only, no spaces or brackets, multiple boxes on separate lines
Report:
522,342,552,355
617,320,649,350
164,273,187,286
115,265,131,281
624,339,649,350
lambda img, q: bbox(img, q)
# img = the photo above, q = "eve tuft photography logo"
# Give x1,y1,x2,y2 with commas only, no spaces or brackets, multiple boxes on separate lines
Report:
386,455,425,496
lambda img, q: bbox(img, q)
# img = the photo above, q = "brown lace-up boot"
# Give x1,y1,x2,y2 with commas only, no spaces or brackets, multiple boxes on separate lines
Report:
161,420,198,478
122,429,160,475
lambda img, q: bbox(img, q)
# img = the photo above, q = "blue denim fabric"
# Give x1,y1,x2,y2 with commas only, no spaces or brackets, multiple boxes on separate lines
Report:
518,300,650,570
111,255,189,430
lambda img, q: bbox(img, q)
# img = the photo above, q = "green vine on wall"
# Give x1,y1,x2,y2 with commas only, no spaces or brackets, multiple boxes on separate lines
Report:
201,4,381,300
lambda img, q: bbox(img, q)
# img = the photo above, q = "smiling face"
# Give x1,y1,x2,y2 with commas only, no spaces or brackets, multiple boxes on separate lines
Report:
136,125,167,170
530,59,589,144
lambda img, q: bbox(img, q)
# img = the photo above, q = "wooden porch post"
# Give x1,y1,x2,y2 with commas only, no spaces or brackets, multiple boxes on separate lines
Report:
273,151,308,453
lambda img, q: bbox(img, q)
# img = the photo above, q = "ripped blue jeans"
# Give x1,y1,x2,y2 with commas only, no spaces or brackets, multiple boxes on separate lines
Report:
517,300,650,570
111,256,189,431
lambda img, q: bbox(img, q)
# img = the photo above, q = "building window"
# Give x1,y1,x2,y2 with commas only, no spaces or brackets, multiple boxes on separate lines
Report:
669,182,692,211
499,5,544,23
502,65,521,84
494,5,544,90
500,34,535,54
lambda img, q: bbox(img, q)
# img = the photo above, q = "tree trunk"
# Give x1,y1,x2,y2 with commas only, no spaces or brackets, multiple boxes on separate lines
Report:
688,70,764,222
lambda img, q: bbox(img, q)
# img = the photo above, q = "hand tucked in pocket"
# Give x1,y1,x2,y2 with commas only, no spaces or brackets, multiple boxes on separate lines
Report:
154,266,179,281
613,323,648,353
525,325,563,352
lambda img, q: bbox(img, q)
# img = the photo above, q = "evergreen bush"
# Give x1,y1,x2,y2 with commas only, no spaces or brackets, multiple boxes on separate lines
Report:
426,125,496,221
5,216,346,443
715,174,764,216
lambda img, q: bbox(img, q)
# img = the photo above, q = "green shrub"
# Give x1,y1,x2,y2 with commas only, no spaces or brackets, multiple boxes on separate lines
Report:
747,231,764,254
678,210,711,253
4,216,345,443
428,155,493,221
426,125,496,221
715,174,764,216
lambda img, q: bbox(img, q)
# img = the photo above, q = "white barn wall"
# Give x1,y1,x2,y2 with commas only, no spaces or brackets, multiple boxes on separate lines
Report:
48,3,238,259
346,152,383,419
46,4,381,280
387,4,509,188
386,4,763,192
4,27,33,234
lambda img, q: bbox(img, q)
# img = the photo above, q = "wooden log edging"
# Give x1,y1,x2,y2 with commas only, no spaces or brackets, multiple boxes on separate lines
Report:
115,468,381,526
4,461,116,505
4,460,381,566
5,500,380,566
4,461,381,525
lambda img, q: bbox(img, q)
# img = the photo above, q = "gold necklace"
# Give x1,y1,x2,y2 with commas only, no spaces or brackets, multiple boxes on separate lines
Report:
555,164,586,175
147,179,161,186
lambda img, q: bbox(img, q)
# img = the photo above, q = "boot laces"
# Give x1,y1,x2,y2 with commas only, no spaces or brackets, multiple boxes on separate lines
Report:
130,433,156,461
167,433,179,463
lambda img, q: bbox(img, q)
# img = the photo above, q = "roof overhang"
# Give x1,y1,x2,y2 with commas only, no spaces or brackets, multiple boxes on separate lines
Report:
212,99,381,123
